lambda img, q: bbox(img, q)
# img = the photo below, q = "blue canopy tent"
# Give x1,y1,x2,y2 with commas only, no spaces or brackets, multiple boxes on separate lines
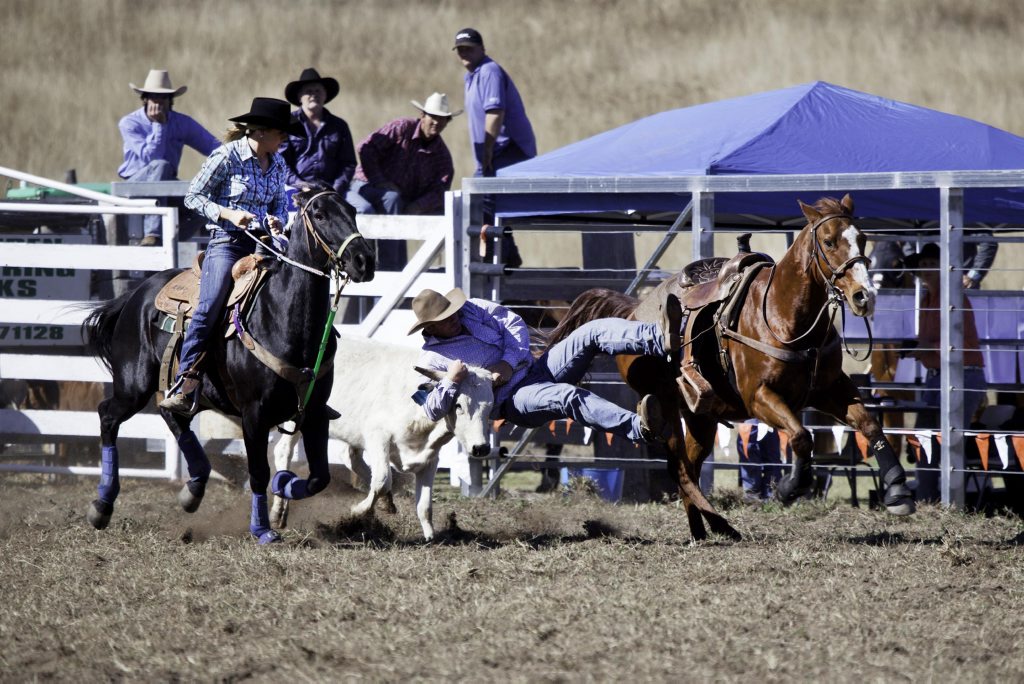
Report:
495,81,1024,223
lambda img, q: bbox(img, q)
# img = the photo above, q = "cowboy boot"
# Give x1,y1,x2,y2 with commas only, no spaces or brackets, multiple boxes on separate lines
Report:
637,394,667,443
659,293,683,368
159,375,201,417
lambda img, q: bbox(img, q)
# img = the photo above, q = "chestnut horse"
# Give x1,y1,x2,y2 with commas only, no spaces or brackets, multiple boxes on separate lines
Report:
548,195,915,540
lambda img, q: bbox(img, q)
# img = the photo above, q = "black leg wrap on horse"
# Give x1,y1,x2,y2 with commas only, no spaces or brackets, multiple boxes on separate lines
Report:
872,438,916,515
306,475,330,497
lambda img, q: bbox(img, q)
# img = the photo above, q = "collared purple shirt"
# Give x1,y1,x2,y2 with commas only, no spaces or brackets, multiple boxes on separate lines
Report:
184,138,288,233
117,107,219,179
416,299,533,420
353,117,454,214
463,56,537,165
279,108,357,194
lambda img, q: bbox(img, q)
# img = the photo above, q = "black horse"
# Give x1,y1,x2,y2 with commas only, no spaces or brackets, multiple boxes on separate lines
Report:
82,184,375,543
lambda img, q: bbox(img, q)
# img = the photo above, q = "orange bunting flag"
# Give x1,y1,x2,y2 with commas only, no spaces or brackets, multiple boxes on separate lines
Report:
548,420,557,436
1013,436,1024,471
492,419,505,431
778,430,790,463
975,433,991,471
854,432,870,462
738,423,753,457
564,418,574,435
606,432,614,447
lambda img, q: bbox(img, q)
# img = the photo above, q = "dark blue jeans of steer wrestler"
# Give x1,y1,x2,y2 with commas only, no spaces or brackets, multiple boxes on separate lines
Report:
500,319,667,442
175,230,257,379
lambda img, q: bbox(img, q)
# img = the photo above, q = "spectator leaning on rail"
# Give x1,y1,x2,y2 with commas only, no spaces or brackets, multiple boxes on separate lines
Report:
409,287,684,445
905,242,988,502
160,98,304,416
279,67,357,197
117,69,219,246
345,92,459,269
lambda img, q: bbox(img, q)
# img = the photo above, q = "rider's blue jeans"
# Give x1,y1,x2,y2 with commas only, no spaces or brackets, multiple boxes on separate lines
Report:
501,319,667,442
175,230,255,380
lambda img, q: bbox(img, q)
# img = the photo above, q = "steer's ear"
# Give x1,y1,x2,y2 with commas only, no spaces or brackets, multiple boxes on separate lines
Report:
414,366,445,381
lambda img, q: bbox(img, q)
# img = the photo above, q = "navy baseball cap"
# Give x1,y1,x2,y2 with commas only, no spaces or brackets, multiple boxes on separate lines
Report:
453,27,483,49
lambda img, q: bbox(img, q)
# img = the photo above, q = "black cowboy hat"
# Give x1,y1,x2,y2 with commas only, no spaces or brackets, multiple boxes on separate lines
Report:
229,97,306,138
285,68,340,106
904,242,940,271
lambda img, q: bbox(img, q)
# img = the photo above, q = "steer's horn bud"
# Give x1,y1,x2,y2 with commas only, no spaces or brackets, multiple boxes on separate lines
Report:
414,366,445,381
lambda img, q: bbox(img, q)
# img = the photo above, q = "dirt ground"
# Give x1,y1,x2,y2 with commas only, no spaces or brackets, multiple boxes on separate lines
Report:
1,473,1023,682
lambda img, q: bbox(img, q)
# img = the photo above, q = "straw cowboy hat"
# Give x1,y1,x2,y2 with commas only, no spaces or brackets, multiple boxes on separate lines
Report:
285,67,340,106
408,288,468,334
411,93,463,119
229,97,306,138
130,69,187,97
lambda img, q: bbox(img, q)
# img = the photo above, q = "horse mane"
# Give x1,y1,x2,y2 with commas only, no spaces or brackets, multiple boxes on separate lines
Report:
545,288,639,347
810,196,851,217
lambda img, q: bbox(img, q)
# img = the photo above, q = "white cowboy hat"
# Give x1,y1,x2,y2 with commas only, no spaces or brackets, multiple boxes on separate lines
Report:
130,69,187,97
411,93,463,119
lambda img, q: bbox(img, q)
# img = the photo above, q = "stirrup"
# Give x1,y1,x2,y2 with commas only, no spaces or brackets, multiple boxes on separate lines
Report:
677,364,714,414
159,376,201,417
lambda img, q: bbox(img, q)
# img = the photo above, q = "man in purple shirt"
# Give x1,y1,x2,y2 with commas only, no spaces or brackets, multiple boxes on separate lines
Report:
409,288,683,445
118,69,219,245
454,28,536,265
454,28,536,176
279,68,357,196
346,93,460,269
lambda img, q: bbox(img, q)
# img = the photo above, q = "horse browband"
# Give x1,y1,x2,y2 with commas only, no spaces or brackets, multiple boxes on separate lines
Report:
809,213,870,283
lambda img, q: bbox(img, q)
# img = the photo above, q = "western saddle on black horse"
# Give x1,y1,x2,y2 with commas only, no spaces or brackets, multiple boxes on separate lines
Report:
633,234,773,413
153,252,272,396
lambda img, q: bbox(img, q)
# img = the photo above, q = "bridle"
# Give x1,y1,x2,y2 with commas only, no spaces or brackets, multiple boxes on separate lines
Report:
760,212,874,361
297,190,364,278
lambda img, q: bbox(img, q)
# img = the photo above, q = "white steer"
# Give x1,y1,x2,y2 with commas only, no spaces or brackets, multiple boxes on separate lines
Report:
271,336,494,540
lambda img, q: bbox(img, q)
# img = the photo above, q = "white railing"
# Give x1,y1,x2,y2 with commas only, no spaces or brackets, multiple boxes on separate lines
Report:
0,168,461,478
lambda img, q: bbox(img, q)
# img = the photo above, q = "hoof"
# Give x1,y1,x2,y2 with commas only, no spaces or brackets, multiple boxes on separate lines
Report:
775,474,810,505
177,481,206,513
270,500,289,529
271,470,298,496
87,499,113,530
253,528,282,545
884,483,917,516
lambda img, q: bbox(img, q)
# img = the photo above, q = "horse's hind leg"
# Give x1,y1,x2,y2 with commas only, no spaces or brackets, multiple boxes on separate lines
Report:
677,414,742,541
159,410,213,513
89,391,150,529
812,376,915,516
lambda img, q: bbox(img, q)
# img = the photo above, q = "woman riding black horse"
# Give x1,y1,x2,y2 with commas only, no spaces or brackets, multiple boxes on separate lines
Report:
83,98,375,543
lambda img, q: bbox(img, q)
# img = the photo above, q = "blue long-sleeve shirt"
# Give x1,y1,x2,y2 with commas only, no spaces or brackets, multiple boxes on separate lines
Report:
117,107,218,179
184,138,288,233
416,299,532,420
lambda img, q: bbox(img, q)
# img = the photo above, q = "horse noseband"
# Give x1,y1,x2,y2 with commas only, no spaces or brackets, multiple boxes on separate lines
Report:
810,214,870,285
298,189,364,273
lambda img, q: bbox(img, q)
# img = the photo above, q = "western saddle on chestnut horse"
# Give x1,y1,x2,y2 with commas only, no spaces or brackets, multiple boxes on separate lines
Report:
632,234,773,413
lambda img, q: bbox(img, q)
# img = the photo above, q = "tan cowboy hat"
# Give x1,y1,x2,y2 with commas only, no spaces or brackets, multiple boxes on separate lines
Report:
130,69,187,97
411,93,463,119
408,287,468,334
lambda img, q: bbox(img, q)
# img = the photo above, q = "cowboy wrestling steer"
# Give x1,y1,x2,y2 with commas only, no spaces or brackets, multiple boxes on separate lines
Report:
271,336,494,540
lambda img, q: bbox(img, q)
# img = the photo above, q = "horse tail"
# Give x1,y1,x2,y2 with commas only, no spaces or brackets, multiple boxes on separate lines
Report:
545,288,639,346
81,291,133,372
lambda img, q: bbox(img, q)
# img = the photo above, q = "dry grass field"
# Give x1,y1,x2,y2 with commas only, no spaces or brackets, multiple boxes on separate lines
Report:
4,3,1024,680
1,476,1023,681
